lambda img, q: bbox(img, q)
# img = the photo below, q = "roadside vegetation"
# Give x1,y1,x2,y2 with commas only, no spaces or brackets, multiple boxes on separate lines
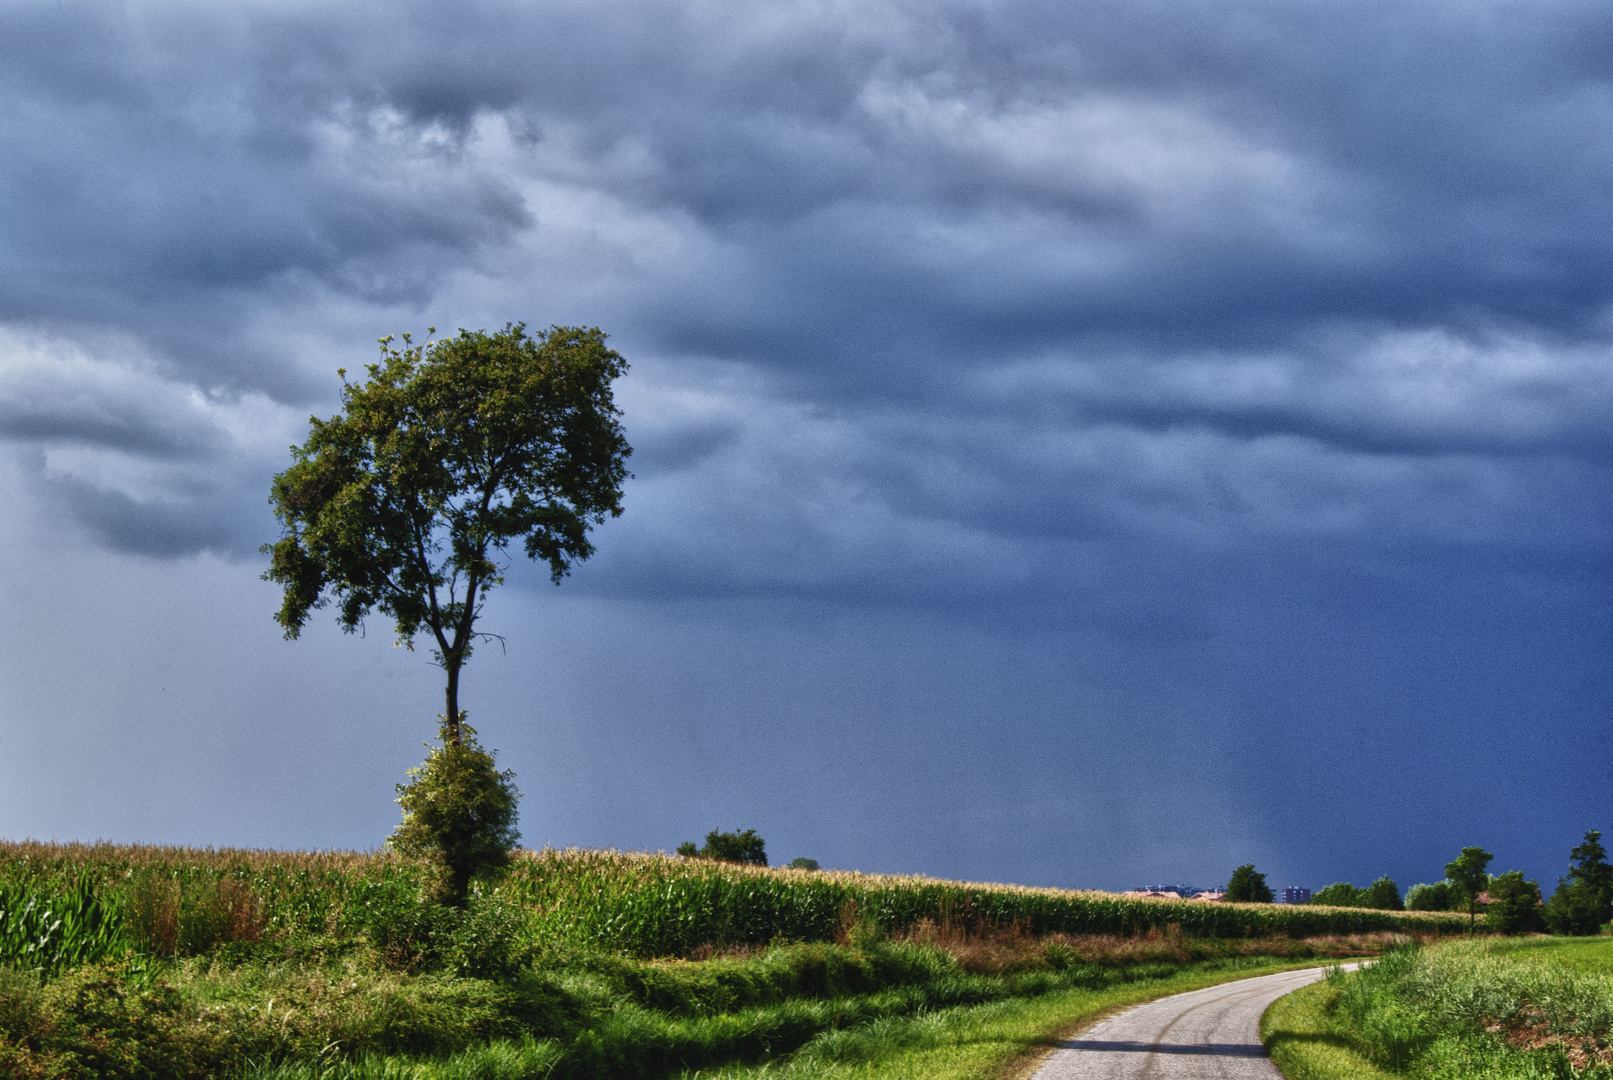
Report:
0,842,1455,1079
1263,831,1613,1080
1277,939,1613,1080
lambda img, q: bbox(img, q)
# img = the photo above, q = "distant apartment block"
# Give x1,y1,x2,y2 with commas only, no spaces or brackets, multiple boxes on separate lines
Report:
1281,887,1311,905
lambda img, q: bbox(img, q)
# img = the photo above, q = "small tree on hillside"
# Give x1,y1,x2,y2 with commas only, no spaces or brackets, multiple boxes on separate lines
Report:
264,324,631,904
1225,863,1273,903
1444,846,1494,930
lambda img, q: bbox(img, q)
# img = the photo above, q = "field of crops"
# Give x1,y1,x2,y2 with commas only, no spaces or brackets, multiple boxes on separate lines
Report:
0,841,1464,968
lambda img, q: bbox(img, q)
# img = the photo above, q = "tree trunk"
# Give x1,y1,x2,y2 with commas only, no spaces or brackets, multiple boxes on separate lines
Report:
444,659,462,744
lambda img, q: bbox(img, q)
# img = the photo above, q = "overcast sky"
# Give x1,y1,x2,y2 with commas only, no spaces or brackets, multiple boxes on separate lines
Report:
1,0,1610,894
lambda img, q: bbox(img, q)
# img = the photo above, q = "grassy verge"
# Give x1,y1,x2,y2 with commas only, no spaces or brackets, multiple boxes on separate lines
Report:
1,937,1388,1079
1262,976,1396,1080
1302,937,1613,1080
231,956,1332,1080
674,957,1338,1080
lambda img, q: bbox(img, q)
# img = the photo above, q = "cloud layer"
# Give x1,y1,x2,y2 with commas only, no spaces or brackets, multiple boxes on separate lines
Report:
1,0,1611,886
2,0,1611,581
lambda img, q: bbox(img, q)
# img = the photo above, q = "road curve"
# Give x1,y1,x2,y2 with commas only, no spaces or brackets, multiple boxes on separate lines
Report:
1030,963,1356,1080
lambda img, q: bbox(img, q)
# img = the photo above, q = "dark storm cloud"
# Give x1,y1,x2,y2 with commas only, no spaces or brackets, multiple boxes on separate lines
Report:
1,0,1612,581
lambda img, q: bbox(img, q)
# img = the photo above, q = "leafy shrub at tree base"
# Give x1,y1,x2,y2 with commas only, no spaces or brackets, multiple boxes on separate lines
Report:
389,718,521,907
1544,877,1606,936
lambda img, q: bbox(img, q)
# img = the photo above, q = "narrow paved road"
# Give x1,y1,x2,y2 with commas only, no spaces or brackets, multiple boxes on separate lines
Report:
1031,964,1357,1080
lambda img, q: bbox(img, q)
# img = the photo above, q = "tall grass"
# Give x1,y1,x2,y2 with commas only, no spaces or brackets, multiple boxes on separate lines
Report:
1329,938,1613,1078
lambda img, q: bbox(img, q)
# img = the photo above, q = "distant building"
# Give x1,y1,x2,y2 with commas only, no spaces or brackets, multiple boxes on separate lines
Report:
1190,890,1226,901
1120,890,1185,900
1282,887,1312,905
1134,884,1200,898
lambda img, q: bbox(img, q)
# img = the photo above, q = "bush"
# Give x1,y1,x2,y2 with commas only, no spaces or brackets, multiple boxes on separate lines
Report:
1405,881,1452,911
788,858,821,871
1484,871,1544,935
353,881,531,980
390,717,521,906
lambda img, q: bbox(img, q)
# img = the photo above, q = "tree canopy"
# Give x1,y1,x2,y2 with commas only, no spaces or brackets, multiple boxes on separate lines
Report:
678,829,769,866
1546,830,1613,935
1310,877,1403,911
1444,846,1494,928
1225,863,1273,903
263,324,631,744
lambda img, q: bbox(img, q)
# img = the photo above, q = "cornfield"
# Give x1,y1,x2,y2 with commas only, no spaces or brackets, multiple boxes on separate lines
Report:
0,841,1465,965
501,848,1466,955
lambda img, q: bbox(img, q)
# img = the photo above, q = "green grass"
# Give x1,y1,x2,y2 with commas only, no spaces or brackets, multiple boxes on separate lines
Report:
1313,938,1613,1080
678,957,1336,1080
1470,935,1613,975
230,957,1331,1080
1262,977,1396,1080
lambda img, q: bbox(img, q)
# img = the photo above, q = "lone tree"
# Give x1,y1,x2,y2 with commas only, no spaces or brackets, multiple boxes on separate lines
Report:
1444,845,1494,930
264,324,631,900
1224,863,1273,903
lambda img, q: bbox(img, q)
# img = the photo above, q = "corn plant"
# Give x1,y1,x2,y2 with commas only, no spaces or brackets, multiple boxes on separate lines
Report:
0,872,125,972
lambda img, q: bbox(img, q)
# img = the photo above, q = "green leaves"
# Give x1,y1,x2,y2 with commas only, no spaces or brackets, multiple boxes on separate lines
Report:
262,321,631,862
390,718,521,906
262,322,630,661
1224,864,1273,904
1444,846,1494,924
0,874,125,973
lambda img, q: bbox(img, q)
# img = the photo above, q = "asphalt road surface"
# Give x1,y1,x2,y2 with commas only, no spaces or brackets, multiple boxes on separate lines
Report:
1030,963,1359,1080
